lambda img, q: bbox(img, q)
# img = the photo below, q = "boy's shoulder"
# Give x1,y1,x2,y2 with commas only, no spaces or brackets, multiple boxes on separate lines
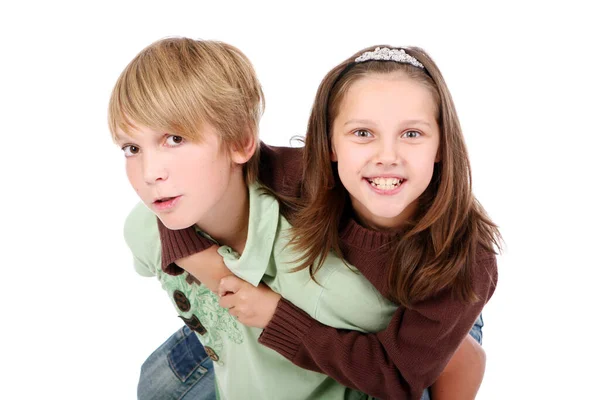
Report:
315,257,398,332
124,202,162,276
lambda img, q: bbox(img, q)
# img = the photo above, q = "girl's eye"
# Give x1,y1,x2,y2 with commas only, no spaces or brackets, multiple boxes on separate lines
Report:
122,145,139,157
353,129,373,138
166,135,184,146
402,130,421,139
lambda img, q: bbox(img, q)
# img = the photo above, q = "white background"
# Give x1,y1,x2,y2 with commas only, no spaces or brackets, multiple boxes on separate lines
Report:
1,1,598,399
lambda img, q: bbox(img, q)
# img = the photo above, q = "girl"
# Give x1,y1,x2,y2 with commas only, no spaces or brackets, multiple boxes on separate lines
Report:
162,45,500,399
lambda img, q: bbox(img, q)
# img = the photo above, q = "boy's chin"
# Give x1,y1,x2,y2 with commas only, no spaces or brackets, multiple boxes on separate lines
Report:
157,216,196,231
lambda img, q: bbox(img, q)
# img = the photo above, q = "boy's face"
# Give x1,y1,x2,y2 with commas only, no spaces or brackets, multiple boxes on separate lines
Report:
116,122,246,230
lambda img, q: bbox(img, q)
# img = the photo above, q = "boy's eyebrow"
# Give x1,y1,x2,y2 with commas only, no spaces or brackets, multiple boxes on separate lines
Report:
114,131,133,143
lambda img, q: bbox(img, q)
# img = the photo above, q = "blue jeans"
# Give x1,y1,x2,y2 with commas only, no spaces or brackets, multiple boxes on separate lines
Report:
138,315,484,400
138,326,216,400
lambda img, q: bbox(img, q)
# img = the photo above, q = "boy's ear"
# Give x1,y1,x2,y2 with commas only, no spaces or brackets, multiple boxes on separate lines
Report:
230,132,257,164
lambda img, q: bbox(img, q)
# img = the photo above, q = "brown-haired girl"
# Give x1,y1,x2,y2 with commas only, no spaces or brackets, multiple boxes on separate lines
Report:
161,45,500,399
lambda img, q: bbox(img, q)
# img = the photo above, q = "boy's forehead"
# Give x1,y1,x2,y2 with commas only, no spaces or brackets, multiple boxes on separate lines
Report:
114,129,133,143
114,121,151,142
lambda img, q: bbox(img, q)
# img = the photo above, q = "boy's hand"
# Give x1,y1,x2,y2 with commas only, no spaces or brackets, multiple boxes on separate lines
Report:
218,276,281,329
176,246,233,293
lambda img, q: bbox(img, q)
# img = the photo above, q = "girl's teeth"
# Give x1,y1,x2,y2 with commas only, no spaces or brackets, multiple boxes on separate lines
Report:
372,177,400,185
368,178,402,190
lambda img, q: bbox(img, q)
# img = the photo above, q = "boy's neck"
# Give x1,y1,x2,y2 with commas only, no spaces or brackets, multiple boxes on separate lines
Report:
195,173,249,254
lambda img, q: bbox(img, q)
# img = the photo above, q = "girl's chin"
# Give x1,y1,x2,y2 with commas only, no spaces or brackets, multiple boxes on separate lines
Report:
366,205,406,219
358,211,406,229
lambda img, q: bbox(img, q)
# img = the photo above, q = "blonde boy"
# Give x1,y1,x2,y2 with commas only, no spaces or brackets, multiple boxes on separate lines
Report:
109,37,398,400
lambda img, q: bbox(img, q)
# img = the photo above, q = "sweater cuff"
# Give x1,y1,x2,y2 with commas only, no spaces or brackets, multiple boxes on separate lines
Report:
258,298,315,360
157,218,215,275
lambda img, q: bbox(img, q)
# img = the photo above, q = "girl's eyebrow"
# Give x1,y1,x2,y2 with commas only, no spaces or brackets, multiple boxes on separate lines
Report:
403,119,432,128
344,118,432,127
344,119,375,126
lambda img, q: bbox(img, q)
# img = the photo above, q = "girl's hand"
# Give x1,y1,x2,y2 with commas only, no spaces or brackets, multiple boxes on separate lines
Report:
176,245,233,293
218,275,281,329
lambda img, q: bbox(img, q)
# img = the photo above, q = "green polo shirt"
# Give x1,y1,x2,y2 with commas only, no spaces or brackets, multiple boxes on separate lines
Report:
125,183,398,400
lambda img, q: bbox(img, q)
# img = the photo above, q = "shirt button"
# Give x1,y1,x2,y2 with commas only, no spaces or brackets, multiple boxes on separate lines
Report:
173,290,191,312
179,314,207,335
186,274,201,286
204,346,219,362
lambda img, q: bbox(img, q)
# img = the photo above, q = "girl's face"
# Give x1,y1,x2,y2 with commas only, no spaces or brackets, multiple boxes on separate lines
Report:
331,72,440,230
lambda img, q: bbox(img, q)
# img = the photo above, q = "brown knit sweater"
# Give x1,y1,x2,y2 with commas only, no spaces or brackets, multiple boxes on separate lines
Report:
157,143,498,400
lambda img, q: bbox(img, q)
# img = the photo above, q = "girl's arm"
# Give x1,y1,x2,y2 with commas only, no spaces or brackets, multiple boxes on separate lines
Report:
159,223,496,399
161,230,495,399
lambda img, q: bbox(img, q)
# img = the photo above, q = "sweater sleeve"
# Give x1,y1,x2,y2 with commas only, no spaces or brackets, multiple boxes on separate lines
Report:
259,255,498,400
256,142,303,198
157,142,303,274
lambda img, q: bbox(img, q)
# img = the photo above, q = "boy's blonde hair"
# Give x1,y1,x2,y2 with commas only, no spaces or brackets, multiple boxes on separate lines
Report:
108,37,264,183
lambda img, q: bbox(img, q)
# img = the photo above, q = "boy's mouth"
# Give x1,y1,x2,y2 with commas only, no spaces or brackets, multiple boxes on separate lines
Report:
366,177,404,190
154,196,176,203
152,195,182,212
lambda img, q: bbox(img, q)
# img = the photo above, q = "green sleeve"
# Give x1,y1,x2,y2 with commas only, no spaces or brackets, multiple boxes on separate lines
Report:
123,202,162,277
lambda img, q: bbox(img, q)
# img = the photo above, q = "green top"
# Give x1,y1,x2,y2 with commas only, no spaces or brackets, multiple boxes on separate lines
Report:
125,183,397,400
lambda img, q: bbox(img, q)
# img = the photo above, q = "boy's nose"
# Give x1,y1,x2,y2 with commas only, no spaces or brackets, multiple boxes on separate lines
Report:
142,153,168,184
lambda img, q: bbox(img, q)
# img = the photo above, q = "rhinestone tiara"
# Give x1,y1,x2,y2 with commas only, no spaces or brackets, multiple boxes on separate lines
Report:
355,47,424,69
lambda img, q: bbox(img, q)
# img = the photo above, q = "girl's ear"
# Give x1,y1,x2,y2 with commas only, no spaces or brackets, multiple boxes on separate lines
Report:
330,143,338,162
435,143,442,163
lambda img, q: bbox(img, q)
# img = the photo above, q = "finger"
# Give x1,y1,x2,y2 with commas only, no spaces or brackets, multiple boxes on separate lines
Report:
218,275,244,297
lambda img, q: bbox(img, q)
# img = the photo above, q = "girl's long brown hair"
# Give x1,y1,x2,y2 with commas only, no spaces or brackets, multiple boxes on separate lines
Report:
286,45,501,308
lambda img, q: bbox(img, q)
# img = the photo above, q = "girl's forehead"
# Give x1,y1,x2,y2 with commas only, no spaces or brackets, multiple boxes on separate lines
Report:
347,72,423,93
341,76,436,113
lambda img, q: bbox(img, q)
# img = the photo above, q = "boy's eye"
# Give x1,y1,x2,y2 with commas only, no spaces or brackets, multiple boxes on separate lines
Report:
353,129,373,138
402,130,421,138
166,135,184,146
122,145,139,157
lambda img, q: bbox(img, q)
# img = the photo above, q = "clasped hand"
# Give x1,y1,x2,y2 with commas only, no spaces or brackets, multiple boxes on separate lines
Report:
218,277,281,329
